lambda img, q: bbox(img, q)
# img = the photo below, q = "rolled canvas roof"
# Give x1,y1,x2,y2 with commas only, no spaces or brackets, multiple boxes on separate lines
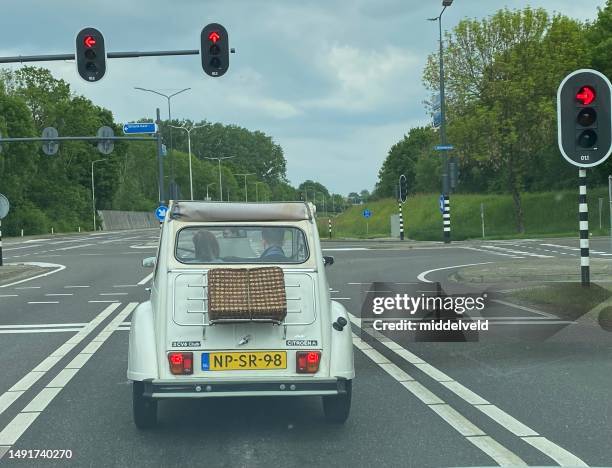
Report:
169,201,313,222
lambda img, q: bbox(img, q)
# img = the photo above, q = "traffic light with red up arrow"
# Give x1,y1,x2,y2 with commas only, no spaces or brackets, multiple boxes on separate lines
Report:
201,23,229,77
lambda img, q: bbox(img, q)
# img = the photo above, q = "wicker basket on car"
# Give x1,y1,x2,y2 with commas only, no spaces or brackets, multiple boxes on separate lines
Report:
207,267,287,323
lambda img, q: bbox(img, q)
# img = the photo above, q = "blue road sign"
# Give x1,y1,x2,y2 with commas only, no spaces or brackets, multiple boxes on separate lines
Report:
123,122,157,134
155,205,168,222
439,195,445,214
435,144,454,151
363,209,372,219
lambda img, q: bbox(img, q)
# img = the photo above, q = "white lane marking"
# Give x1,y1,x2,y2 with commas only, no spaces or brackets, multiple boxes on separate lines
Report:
0,322,87,329
322,248,369,251
0,263,66,288
137,273,154,285
522,436,588,467
129,244,157,249
45,293,73,297
417,262,492,283
46,369,79,388
540,243,579,251
81,253,103,256
481,245,554,258
113,285,138,288
466,436,527,466
0,413,38,445
0,323,86,329
21,388,62,413
352,334,524,465
99,293,129,296
462,246,523,258
0,329,81,334
0,392,24,415
54,243,94,251
0,303,121,416
0,295,18,297
64,285,90,288
27,302,59,305
331,297,351,300
0,303,137,449
490,299,557,319
15,287,41,289
429,404,485,436
474,404,538,436
88,300,120,303
348,313,587,466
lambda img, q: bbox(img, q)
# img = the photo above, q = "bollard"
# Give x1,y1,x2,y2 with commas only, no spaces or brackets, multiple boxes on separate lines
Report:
78,226,81,233
328,218,332,239
20,229,24,237
51,227,54,235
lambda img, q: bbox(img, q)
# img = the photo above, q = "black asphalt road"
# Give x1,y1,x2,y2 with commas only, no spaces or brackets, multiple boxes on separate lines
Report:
0,230,610,467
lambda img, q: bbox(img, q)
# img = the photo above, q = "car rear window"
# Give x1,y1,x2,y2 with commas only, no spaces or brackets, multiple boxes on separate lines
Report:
175,226,310,264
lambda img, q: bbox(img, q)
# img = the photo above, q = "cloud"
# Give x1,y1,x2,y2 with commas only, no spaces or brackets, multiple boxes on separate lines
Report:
304,44,419,112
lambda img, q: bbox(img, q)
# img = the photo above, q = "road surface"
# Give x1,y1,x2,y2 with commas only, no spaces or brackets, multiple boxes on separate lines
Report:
0,230,609,467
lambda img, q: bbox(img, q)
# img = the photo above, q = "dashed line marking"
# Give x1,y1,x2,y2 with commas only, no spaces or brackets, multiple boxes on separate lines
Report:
27,301,59,305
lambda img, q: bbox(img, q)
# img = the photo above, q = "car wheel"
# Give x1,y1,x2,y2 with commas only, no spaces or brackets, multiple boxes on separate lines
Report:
322,380,352,423
132,381,157,429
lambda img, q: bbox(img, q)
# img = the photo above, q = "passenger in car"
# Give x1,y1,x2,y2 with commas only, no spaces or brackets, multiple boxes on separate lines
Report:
193,229,220,262
260,228,287,261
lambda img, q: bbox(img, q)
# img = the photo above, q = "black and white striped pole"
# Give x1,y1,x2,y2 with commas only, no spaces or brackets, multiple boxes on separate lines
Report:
398,201,404,241
443,195,451,243
398,174,407,241
579,170,590,286
0,193,8,267
558,69,612,287
328,218,332,239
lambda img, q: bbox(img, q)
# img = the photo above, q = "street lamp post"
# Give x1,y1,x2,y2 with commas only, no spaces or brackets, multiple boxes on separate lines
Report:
255,182,265,202
170,124,206,200
234,173,254,202
204,156,235,201
317,192,327,215
428,0,453,244
206,183,215,200
91,159,107,231
134,87,190,186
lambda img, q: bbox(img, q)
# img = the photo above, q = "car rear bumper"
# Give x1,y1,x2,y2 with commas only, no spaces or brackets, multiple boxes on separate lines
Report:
143,377,349,398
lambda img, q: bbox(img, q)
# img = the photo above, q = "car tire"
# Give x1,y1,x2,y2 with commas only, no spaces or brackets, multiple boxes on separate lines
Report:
133,381,157,429
322,380,352,423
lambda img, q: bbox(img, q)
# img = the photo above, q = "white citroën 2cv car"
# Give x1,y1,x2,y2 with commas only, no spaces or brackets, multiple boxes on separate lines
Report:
128,201,355,428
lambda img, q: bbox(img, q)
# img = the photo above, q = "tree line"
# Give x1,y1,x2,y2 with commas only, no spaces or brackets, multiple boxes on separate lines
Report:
373,2,612,233
0,67,349,236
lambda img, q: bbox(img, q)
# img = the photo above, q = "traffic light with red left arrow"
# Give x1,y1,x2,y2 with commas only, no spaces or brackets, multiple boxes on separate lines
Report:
76,27,107,82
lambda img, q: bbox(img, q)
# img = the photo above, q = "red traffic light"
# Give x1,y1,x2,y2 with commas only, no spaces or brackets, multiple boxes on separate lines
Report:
576,86,596,105
83,35,97,48
208,31,220,43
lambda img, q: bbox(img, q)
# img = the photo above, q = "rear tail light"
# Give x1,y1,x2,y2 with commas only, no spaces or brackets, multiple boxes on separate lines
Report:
168,352,193,375
296,351,321,374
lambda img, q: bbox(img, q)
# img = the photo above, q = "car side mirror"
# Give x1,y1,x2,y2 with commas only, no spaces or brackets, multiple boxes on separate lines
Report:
142,257,157,268
323,256,334,267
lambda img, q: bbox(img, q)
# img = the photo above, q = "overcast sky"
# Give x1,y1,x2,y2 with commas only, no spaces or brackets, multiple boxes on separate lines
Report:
0,0,606,194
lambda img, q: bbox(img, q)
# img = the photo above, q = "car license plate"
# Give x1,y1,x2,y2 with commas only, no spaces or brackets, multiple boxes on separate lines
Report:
201,351,287,371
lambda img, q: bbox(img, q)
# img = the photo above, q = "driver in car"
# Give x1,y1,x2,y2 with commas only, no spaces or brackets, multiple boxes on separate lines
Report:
260,228,287,261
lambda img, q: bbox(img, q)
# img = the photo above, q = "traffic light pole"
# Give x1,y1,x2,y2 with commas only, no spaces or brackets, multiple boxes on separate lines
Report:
156,108,165,205
438,9,451,244
579,169,590,287
0,50,200,64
